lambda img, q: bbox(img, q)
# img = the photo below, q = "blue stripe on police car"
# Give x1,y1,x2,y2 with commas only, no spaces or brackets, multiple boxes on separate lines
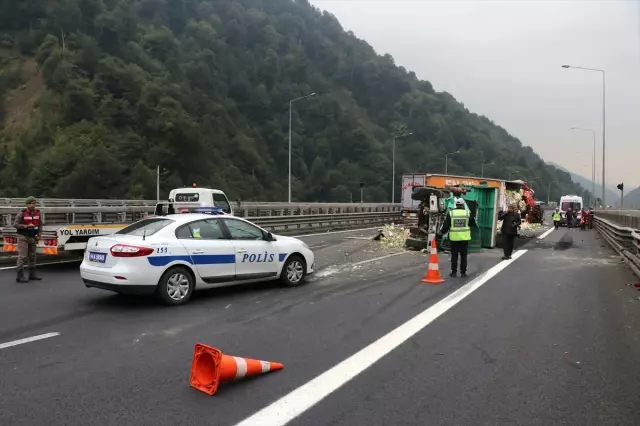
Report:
147,254,235,267
147,253,289,267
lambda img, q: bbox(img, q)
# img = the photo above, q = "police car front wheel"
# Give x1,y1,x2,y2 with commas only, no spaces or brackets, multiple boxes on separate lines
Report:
281,256,306,287
156,266,194,306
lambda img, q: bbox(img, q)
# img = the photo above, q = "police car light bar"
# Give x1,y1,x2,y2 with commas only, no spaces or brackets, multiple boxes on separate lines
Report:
179,207,226,215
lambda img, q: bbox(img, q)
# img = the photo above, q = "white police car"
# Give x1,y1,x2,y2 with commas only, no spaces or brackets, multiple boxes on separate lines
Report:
80,214,315,306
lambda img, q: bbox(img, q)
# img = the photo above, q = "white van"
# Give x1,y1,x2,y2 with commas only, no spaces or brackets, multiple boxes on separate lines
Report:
559,195,583,226
165,187,234,215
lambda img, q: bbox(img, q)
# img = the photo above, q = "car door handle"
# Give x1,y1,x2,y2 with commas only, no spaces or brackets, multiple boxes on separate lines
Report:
237,249,247,253
192,249,205,254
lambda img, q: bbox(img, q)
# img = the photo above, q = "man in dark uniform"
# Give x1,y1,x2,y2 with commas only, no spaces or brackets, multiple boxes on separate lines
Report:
499,204,521,260
439,198,476,278
566,208,574,229
13,196,43,282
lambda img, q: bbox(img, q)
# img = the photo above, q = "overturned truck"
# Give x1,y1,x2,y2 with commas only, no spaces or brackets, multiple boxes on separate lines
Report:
404,179,545,252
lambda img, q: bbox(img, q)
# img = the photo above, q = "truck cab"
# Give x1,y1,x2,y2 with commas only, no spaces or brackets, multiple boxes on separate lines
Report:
166,187,233,215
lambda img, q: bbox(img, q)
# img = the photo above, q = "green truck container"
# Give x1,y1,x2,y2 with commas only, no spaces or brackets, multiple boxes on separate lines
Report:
440,183,499,251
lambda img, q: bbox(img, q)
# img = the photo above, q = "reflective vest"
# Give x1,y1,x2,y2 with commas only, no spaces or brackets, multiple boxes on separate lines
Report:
552,211,561,221
449,209,471,242
18,209,41,237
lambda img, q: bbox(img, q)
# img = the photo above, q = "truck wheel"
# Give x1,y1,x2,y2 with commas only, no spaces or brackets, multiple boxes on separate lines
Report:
156,266,195,306
405,236,429,251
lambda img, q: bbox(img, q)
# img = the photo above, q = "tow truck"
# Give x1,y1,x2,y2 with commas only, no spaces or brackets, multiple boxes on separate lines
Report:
1,185,233,257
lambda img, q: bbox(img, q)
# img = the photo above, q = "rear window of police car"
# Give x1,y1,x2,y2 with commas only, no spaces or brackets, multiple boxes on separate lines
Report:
115,218,174,237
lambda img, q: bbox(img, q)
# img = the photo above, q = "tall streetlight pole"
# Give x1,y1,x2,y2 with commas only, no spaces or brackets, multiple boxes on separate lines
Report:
525,176,540,187
481,161,494,178
562,65,606,206
156,165,170,203
288,92,316,203
547,180,557,204
570,127,596,205
157,165,161,203
445,150,460,175
391,132,413,203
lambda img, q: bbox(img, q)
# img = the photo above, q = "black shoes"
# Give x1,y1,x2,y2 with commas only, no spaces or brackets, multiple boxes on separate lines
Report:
16,269,28,283
16,268,41,282
450,272,468,278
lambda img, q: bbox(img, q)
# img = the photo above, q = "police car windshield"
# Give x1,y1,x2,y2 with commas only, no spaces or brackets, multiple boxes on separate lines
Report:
115,218,174,236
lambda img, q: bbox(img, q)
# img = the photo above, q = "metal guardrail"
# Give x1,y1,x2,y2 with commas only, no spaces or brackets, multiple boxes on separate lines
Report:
1,211,401,237
0,202,400,228
594,209,640,222
0,198,399,209
0,211,402,260
252,212,400,233
593,213,640,278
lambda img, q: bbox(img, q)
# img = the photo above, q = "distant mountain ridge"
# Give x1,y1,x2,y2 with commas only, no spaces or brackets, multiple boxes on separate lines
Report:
621,186,640,208
547,162,619,205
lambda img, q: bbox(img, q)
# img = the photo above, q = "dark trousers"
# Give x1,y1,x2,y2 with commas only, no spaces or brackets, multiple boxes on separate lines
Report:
450,241,468,274
503,234,516,258
554,220,559,230
17,235,37,269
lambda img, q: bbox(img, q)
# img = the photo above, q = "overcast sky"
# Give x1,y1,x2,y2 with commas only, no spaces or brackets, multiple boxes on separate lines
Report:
310,0,640,188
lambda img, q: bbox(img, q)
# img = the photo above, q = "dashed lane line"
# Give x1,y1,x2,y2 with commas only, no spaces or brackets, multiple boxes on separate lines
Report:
293,227,378,238
538,227,555,240
0,259,81,271
0,332,60,350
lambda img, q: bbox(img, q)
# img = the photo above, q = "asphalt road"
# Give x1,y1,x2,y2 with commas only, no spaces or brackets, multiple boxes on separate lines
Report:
1,226,639,426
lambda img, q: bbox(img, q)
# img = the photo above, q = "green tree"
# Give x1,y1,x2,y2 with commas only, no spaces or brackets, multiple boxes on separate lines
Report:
0,0,591,202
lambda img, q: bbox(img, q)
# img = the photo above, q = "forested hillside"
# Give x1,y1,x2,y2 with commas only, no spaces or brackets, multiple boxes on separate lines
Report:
0,0,589,202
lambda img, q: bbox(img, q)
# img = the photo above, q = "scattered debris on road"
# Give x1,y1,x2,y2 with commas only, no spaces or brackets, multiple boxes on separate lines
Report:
377,224,410,250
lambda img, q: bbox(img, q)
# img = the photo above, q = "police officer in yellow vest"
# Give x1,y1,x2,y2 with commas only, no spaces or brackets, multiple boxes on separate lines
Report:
552,208,561,230
439,198,475,278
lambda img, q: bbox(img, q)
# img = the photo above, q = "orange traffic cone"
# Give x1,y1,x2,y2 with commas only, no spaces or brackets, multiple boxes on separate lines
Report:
189,343,284,395
421,238,445,284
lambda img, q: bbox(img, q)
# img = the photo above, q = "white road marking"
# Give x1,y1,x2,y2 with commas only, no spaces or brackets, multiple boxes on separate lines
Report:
538,227,555,240
311,253,406,280
0,259,80,271
293,227,378,238
351,251,406,266
0,332,60,350
234,250,528,426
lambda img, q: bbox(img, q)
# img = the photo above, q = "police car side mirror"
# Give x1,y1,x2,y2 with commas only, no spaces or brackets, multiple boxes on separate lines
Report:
265,231,274,242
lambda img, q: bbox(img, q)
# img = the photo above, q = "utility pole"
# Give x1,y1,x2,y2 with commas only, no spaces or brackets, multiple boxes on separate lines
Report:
547,180,557,204
391,132,412,203
445,150,460,175
288,92,316,203
156,165,160,203
562,65,606,205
